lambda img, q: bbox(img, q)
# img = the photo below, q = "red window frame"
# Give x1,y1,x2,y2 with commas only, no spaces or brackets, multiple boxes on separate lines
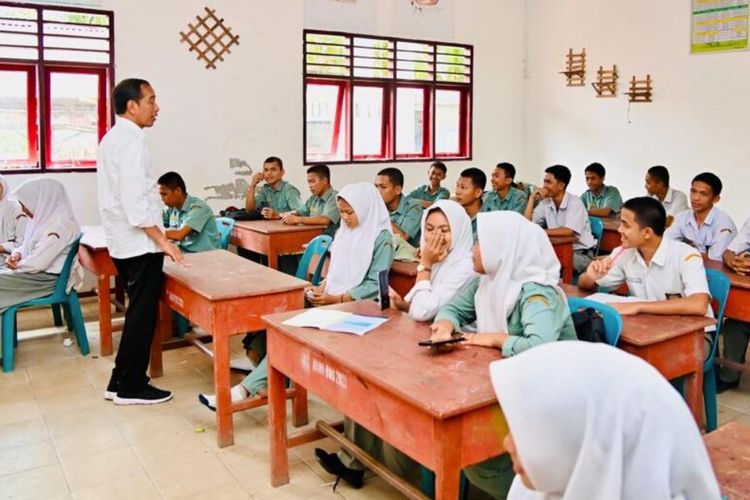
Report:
304,78,348,162
43,65,108,169
0,63,38,168
394,83,431,160
351,81,391,161
434,85,471,159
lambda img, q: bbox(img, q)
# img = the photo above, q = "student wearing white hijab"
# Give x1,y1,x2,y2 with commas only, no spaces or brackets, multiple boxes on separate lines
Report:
0,174,29,256
389,199,476,321
199,183,395,410
491,341,721,500
0,178,80,339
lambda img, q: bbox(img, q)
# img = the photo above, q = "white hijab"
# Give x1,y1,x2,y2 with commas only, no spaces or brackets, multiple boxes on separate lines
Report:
474,211,561,333
13,178,80,257
490,342,721,500
404,199,475,302
0,174,17,243
324,183,393,295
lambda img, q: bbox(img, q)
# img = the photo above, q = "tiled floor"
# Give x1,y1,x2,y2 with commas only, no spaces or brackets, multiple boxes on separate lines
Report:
2,299,750,499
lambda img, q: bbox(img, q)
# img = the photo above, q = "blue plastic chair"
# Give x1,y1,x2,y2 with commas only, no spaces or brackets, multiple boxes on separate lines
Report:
419,469,470,500
567,297,623,346
703,268,730,432
588,216,604,256
215,217,235,250
296,234,332,285
1,237,90,372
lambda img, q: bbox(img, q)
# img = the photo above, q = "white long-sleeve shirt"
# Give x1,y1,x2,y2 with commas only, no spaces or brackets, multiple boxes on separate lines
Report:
1,200,28,253
405,269,476,322
9,215,78,274
97,118,163,259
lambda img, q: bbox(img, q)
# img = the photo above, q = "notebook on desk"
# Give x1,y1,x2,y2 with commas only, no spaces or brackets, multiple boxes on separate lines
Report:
282,308,388,336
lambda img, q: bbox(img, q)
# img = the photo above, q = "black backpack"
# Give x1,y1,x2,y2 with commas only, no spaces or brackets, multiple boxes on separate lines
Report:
571,307,607,343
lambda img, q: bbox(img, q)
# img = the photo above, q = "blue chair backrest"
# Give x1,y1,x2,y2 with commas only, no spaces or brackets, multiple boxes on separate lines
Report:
215,217,235,250
296,234,333,286
589,216,604,256
567,296,622,346
705,268,731,366
51,236,81,299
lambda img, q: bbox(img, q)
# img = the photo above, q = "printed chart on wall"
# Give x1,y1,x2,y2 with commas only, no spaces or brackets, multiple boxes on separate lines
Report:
692,0,749,53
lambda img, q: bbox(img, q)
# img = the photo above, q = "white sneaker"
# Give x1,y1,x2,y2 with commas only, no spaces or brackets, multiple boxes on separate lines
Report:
198,384,248,412
229,356,258,373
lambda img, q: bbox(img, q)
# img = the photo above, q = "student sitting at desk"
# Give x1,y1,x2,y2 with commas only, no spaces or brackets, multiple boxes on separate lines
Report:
490,342,720,500
280,164,339,237
408,161,450,209
199,183,394,410
580,162,623,217
482,162,528,214
717,217,750,393
0,174,28,258
158,171,220,252
455,167,486,239
664,172,736,262
429,210,577,498
645,165,688,224
524,164,596,274
244,156,301,218
376,167,423,247
389,200,476,321
1,179,79,339
578,197,711,319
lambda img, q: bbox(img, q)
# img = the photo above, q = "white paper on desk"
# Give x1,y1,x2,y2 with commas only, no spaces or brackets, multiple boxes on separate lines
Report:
585,292,641,304
282,309,388,336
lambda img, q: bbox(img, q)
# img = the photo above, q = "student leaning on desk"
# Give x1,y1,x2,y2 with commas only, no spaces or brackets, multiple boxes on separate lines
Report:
244,155,301,218
280,164,340,237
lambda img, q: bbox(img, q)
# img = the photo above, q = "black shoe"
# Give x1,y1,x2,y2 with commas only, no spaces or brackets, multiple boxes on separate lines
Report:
114,384,173,406
716,377,740,394
314,448,364,489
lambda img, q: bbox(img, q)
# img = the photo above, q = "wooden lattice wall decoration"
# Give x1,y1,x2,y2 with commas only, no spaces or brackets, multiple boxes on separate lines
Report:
592,65,618,97
559,48,586,87
180,7,240,70
625,74,653,103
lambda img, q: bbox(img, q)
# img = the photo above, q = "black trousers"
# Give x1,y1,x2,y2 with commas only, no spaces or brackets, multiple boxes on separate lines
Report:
111,252,165,392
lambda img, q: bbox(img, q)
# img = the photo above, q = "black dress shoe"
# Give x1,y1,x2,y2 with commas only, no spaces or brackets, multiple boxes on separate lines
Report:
314,448,364,489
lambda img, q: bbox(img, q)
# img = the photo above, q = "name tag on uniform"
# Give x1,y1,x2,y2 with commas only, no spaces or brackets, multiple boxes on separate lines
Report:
626,277,643,284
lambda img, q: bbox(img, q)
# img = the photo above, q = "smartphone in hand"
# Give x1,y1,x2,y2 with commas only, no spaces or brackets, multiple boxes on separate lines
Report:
418,336,466,347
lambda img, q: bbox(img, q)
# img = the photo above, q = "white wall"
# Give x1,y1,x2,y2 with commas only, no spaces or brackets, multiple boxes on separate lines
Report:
5,0,526,224
524,0,750,222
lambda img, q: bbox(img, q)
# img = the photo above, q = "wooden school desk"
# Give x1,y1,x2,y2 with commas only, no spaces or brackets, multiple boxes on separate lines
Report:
704,421,750,500
563,284,715,425
263,301,507,500
599,217,620,254
549,235,578,284
703,260,750,374
230,220,326,269
151,250,308,447
78,225,124,356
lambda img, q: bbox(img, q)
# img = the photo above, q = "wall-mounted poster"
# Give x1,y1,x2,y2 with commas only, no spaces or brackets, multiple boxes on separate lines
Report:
692,0,749,53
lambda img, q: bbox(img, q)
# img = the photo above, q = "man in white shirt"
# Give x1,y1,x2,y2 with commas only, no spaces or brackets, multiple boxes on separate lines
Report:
524,164,596,274
97,78,184,406
664,172,736,262
645,165,689,223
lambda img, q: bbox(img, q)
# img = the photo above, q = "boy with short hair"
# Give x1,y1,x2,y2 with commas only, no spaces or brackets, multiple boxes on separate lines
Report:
281,164,339,236
455,167,486,239
578,196,711,319
375,167,423,246
664,172,736,261
408,161,450,208
581,162,623,217
159,171,220,253
525,164,596,273
245,156,302,218
645,165,688,221
482,162,528,214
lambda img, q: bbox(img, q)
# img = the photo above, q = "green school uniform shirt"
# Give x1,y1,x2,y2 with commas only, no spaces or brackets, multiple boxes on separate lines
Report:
255,181,302,213
347,229,395,300
482,187,528,214
581,185,623,214
390,195,423,247
408,185,451,204
434,278,577,357
163,194,221,253
297,187,340,236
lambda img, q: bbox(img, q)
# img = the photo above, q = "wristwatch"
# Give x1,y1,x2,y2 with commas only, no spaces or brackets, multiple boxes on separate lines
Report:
416,264,432,273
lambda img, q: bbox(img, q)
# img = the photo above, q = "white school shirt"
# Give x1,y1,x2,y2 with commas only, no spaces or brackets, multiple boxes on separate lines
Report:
531,192,596,251
727,217,750,255
10,215,78,274
664,207,736,262
0,201,28,253
596,238,711,318
97,118,163,259
650,187,688,217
